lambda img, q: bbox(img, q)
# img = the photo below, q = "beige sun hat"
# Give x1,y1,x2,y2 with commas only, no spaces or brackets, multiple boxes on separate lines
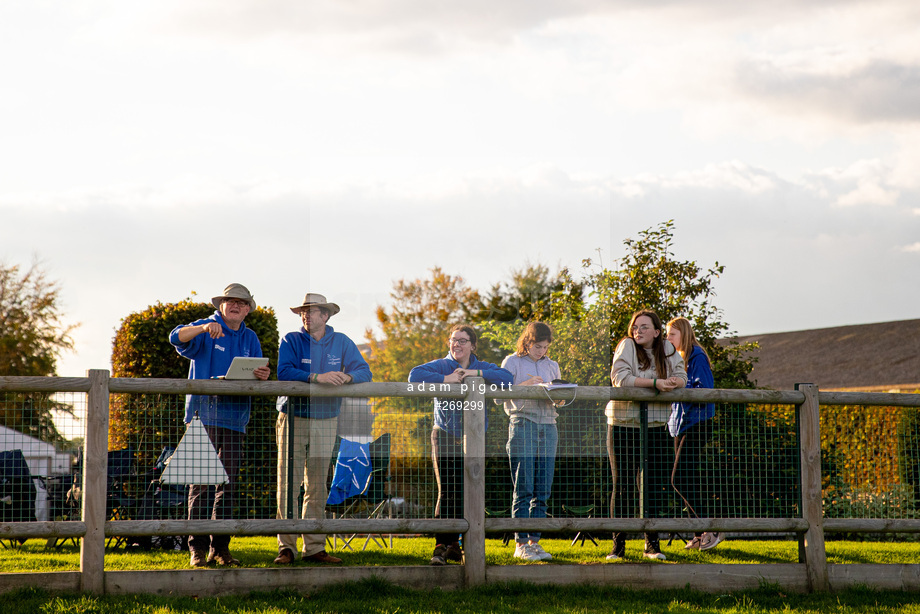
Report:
290,293,340,317
211,283,256,311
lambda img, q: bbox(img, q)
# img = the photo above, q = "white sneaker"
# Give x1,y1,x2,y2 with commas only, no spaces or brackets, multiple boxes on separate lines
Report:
684,535,702,550
604,551,621,561
643,544,667,560
529,542,552,561
513,543,541,561
699,532,723,551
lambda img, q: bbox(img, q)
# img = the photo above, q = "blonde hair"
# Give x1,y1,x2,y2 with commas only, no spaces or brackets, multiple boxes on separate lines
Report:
666,317,710,362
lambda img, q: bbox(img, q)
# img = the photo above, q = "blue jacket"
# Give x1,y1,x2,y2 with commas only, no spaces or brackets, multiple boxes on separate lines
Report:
277,325,372,419
668,345,716,436
169,311,264,432
408,353,513,438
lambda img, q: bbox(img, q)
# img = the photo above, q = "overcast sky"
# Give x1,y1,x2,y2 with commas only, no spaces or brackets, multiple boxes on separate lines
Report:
2,0,919,380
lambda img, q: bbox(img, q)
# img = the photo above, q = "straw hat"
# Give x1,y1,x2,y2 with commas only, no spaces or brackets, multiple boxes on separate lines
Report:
290,293,340,317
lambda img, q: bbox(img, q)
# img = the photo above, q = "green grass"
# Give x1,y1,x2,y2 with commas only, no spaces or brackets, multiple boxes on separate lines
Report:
5,538,920,612
7,579,920,613
3,536,920,572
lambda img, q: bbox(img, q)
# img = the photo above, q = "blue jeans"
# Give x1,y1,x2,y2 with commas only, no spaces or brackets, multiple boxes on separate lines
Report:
507,418,558,543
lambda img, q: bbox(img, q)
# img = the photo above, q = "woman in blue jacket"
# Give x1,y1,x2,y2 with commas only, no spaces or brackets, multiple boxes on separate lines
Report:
409,324,513,566
666,317,721,551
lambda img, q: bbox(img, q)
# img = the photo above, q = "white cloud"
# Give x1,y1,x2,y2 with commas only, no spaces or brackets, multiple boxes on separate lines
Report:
608,162,779,198
801,159,905,208
900,242,920,252
734,59,920,125
836,181,900,207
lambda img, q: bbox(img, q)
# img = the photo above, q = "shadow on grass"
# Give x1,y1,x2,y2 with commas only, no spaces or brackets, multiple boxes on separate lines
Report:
11,578,920,613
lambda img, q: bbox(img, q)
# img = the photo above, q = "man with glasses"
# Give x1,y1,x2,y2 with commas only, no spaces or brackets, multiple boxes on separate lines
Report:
273,293,372,565
169,283,270,568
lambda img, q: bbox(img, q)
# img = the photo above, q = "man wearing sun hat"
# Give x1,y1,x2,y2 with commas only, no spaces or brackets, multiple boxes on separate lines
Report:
169,282,270,568
273,293,372,565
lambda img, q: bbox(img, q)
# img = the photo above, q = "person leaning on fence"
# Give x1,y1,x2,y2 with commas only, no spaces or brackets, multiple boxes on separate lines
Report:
273,293,372,566
605,309,686,561
168,282,271,568
408,324,514,566
501,322,562,562
666,317,722,551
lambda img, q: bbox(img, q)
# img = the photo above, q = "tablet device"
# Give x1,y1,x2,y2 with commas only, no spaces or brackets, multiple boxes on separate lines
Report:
219,357,269,380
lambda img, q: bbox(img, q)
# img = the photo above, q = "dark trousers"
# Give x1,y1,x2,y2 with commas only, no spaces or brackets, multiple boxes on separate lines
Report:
671,419,713,527
607,424,671,549
188,425,243,552
431,427,462,546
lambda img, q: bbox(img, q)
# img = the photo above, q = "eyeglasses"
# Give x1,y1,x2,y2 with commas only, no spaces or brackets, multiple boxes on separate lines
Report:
631,325,653,334
224,299,250,308
449,337,471,346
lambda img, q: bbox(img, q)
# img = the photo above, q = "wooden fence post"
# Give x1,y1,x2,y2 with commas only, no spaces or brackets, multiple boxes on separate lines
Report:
80,369,110,594
797,383,828,591
463,378,486,587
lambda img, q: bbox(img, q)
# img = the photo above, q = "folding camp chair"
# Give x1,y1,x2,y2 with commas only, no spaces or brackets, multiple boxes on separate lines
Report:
105,448,139,548
563,504,598,546
42,472,79,548
0,449,37,548
131,447,188,550
327,433,393,551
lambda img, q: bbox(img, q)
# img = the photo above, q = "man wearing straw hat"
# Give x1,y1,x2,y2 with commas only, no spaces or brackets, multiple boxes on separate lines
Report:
273,293,372,565
169,282,270,568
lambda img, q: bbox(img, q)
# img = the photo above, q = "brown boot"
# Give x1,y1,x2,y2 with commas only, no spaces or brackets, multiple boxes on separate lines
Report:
301,550,342,564
273,548,296,565
209,548,241,566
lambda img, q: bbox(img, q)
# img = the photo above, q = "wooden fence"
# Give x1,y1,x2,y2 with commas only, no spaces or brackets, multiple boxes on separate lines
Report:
2,371,920,595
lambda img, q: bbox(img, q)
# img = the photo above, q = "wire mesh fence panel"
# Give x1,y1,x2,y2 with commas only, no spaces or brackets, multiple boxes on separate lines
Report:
822,403,920,524
371,395,437,520
1,391,85,535
108,390,280,552
472,397,806,550
703,403,801,520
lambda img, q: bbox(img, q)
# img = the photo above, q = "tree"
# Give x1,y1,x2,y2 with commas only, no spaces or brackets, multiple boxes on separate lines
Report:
0,261,77,377
365,267,483,384
481,220,756,388
476,222,758,516
470,262,584,326
0,260,79,445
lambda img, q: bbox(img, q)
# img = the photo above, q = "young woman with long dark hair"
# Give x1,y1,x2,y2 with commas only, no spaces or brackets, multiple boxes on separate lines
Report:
605,309,686,560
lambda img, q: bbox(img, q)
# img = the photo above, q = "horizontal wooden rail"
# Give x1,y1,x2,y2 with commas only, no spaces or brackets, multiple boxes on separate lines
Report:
823,519,920,532
819,391,920,407
6,375,919,406
0,376,92,393
0,521,86,539
104,518,468,536
485,518,809,533
104,377,806,405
